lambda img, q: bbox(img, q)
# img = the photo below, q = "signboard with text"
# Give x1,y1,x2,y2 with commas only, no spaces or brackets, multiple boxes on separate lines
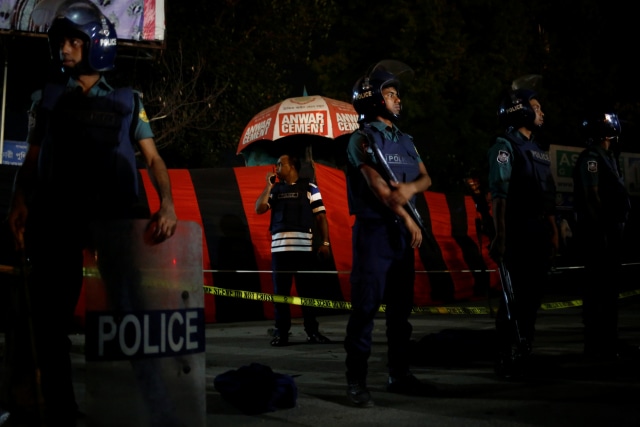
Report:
0,0,165,42
1,140,28,165
550,144,639,196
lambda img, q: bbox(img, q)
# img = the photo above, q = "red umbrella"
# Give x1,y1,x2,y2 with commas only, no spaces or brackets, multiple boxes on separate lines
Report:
237,95,359,155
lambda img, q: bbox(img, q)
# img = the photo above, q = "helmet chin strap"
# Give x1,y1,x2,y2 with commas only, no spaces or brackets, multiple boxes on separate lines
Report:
381,106,401,123
523,120,541,132
379,88,402,123
63,59,93,78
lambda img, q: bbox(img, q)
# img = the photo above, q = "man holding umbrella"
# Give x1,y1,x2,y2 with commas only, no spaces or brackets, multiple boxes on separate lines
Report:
255,153,332,346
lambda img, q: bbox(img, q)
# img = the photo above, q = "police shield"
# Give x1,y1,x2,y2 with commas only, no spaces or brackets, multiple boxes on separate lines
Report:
84,220,205,427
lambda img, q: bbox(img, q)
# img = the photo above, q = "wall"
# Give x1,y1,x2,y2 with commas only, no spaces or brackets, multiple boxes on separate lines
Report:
0,163,501,325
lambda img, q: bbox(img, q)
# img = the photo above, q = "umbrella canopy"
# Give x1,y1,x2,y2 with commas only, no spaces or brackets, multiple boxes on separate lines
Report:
237,95,359,155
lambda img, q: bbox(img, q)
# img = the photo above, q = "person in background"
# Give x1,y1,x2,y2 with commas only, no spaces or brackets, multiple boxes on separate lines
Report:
5,1,177,424
344,61,435,408
488,88,559,379
572,110,634,361
255,153,332,347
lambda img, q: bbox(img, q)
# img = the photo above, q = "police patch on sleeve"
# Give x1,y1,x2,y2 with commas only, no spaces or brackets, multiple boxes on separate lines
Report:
497,150,510,164
587,160,598,173
139,108,150,123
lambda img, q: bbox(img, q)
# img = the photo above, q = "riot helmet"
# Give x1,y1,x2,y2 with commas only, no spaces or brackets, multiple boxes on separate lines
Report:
352,60,414,123
352,70,401,122
47,0,117,73
581,111,621,145
497,89,539,131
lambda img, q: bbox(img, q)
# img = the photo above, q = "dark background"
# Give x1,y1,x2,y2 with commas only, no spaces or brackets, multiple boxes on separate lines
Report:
1,0,639,188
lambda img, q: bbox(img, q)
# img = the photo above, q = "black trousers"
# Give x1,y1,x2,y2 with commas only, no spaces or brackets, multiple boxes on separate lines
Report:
271,250,322,335
345,218,415,382
497,220,553,355
579,222,625,355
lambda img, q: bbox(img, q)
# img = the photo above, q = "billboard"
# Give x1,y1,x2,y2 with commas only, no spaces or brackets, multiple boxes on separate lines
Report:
623,153,640,197
0,0,165,42
550,145,583,194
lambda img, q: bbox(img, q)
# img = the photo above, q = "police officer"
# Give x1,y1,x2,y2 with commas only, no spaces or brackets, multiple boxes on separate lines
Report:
6,1,177,424
488,88,559,378
344,61,434,407
255,153,332,346
572,111,631,361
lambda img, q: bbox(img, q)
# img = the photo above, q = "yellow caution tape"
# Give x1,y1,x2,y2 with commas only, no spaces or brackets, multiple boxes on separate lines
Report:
2,264,639,315
204,284,640,315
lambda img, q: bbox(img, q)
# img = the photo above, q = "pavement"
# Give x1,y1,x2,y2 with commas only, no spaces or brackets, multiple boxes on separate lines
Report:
2,275,640,427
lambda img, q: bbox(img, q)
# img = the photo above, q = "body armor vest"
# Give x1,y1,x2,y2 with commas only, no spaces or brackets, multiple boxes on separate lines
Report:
573,146,631,224
502,130,554,221
347,124,420,219
269,179,313,234
37,83,138,213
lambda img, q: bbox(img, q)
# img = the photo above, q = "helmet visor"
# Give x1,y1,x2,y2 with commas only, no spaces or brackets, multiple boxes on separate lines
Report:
368,60,414,87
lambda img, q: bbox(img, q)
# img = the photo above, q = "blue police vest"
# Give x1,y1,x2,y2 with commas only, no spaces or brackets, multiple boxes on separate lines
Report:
37,84,139,211
502,130,555,221
347,124,420,219
269,179,313,234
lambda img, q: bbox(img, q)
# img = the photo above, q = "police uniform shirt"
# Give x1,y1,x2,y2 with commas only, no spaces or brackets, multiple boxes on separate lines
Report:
487,133,518,200
488,128,555,209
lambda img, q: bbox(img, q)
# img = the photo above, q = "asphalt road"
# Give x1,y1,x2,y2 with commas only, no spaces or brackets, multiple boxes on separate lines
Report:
195,294,640,427
2,278,639,427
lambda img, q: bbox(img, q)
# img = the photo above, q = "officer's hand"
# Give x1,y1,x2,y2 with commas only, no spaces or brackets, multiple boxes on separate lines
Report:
387,181,412,208
146,206,178,245
404,217,422,248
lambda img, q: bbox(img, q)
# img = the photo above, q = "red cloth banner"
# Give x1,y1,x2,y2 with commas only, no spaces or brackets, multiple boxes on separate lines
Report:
62,165,499,325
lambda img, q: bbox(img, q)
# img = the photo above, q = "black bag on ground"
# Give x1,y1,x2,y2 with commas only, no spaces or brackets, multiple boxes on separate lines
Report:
213,363,297,415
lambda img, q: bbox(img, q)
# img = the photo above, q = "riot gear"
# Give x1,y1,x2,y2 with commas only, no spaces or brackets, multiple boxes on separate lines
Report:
497,89,539,131
352,60,414,123
346,59,432,402
573,109,629,363
352,69,401,122
581,112,621,145
47,0,117,73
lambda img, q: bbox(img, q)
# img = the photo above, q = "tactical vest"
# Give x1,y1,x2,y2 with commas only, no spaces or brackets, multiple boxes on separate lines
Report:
37,83,139,213
269,179,314,234
502,130,555,221
573,146,631,224
347,124,420,219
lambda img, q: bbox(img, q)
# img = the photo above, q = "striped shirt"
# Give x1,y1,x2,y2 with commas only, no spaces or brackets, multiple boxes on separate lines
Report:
269,181,326,253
